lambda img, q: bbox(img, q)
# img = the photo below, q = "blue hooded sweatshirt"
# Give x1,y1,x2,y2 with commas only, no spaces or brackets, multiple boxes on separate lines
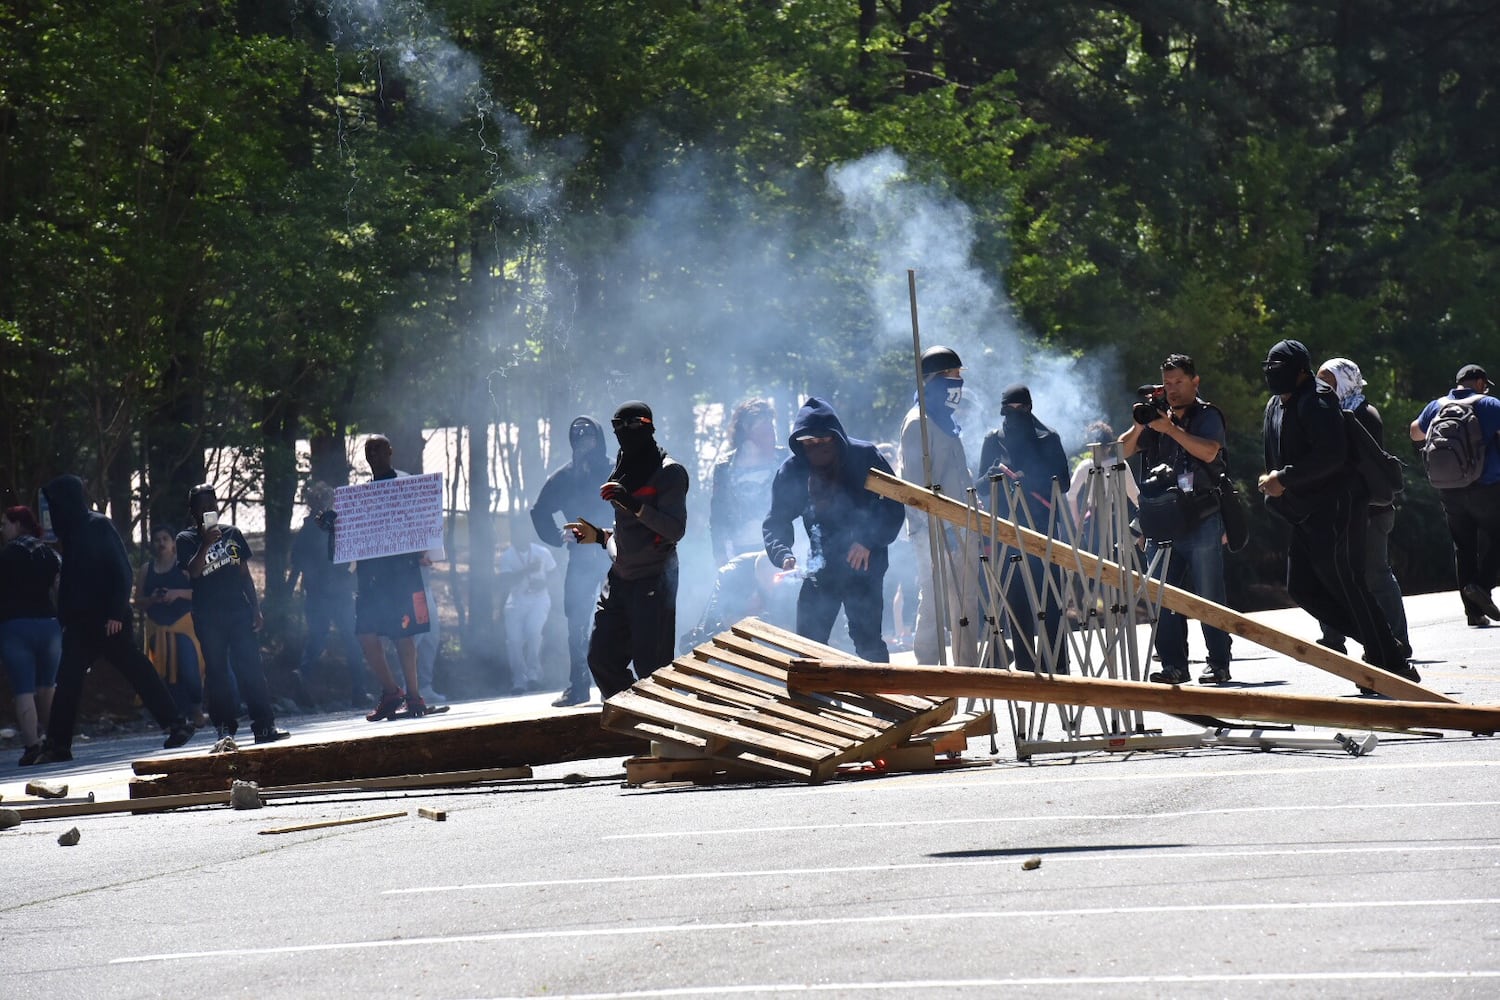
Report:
761,397,904,577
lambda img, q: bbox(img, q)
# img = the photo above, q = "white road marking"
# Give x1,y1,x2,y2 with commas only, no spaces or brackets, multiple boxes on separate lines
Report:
471,970,1500,999
385,842,1500,895
112,897,1500,964
603,799,1500,840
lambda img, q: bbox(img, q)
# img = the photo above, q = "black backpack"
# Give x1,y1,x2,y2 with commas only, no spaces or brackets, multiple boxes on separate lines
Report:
1343,410,1404,505
1421,395,1486,490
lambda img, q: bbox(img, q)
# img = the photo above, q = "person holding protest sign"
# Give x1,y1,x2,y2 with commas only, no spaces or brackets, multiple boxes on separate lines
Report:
353,434,435,720
567,402,688,699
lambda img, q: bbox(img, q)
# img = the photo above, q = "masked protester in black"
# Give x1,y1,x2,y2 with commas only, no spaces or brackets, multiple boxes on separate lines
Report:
35,475,196,762
763,397,906,662
1258,339,1419,690
530,416,614,706
976,385,1072,673
567,402,689,699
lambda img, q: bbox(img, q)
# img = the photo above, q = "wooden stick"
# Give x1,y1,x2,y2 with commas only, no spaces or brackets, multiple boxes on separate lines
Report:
13,766,538,822
258,811,407,835
788,660,1500,734
865,468,1451,703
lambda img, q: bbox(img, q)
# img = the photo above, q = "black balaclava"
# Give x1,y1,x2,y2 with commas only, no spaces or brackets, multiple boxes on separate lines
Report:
1000,383,1034,431
1263,340,1311,395
609,401,665,491
569,416,610,478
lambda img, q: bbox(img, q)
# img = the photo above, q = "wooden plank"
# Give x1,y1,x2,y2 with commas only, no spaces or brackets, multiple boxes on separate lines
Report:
653,668,885,744
672,658,885,739
603,689,840,765
807,696,956,782
711,632,926,722
690,644,894,731
623,756,770,785
787,660,1500,734
867,468,1452,704
259,811,407,835
630,678,851,751
130,709,645,797
730,618,944,711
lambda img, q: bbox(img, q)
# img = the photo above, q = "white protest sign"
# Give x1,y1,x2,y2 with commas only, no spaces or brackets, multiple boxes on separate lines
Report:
332,473,444,564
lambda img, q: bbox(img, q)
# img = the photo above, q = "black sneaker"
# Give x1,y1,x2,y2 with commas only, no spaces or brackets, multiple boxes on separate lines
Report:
551,687,589,708
163,720,197,749
1389,663,1421,683
1198,664,1232,685
34,746,73,764
18,743,44,766
366,689,406,722
1149,668,1191,685
1315,636,1347,656
252,726,291,744
1467,613,1490,628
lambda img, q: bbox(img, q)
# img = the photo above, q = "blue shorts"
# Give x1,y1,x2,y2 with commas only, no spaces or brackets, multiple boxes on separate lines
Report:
0,617,63,694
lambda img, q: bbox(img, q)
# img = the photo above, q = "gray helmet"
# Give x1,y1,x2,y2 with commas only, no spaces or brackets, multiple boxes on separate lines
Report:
920,345,963,377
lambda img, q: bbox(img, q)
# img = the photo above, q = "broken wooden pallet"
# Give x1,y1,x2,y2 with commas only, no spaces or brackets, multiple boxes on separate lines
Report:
623,709,994,785
130,709,644,797
601,617,956,784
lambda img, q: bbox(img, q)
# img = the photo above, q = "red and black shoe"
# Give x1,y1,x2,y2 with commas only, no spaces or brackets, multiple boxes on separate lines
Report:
403,693,429,718
366,689,406,722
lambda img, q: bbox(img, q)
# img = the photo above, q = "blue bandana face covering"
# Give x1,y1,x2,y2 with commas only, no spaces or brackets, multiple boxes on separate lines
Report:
923,376,963,435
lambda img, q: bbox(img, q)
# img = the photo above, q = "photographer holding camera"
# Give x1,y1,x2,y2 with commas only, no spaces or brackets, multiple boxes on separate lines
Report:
1118,353,1234,685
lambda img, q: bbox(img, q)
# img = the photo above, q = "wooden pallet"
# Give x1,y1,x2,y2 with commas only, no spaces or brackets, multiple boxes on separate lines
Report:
623,709,994,785
601,617,957,784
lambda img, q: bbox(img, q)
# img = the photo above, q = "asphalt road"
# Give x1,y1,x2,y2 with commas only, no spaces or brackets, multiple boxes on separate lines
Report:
3,591,1499,998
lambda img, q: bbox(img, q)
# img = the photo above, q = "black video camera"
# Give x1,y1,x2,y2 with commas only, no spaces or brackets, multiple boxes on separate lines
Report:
1133,383,1169,425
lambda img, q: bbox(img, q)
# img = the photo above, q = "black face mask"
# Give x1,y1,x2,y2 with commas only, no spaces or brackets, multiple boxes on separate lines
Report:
614,426,655,455
1263,362,1302,395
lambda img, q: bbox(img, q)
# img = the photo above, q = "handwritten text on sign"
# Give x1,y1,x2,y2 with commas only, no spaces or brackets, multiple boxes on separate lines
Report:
332,473,444,564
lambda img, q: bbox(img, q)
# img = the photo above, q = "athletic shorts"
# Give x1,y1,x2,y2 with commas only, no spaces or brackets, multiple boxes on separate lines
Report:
355,557,431,638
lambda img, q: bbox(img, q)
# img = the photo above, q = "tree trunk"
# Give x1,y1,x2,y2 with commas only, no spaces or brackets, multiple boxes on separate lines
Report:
261,397,299,606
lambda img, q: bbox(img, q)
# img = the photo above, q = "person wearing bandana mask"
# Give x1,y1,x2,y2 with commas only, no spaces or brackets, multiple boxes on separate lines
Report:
530,416,614,706
1119,353,1234,685
763,397,905,661
1313,358,1412,658
1259,340,1420,689
566,402,688,699
898,345,979,666
976,385,1072,674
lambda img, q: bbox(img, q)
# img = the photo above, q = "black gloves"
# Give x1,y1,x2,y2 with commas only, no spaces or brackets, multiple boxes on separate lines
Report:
600,481,642,513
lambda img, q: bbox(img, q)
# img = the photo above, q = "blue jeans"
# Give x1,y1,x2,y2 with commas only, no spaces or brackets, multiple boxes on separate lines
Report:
1147,511,1232,672
300,589,368,696
0,617,62,693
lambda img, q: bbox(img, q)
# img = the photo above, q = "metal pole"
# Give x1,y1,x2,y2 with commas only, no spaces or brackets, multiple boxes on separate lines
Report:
907,269,948,666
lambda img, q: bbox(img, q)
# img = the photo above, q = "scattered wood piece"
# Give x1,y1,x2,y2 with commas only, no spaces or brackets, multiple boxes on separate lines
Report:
57,827,80,847
25,781,67,799
866,468,1452,704
417,807,446,821
0,808,20,830
787,660,1500,735
132,711,639,798
258,811,407,836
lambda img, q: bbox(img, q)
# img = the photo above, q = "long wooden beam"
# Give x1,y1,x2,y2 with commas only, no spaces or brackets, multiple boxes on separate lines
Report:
866,468,1450,703
130,709,644,797
788,660,1499,734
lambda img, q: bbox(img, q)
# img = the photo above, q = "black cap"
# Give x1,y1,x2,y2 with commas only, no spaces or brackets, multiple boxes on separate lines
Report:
920,345,963,377
1001,384,1032,408
1456,364,1488,385
1264,339,1313,372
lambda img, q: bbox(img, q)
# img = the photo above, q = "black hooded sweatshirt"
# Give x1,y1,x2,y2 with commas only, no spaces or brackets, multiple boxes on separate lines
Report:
529,417,614,550
762,397,904,576
41,474,135,628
